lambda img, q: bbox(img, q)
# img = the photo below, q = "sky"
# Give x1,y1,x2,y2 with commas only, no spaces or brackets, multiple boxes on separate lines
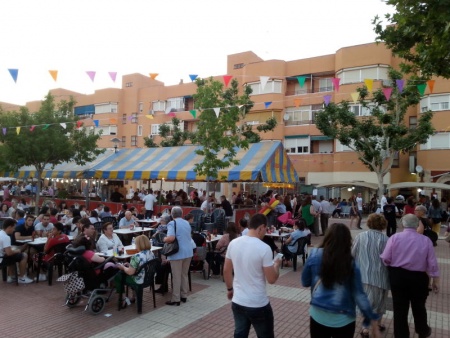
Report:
0,0,394,106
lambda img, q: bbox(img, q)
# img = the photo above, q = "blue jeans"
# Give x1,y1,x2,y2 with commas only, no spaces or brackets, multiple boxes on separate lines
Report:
232,302,274,338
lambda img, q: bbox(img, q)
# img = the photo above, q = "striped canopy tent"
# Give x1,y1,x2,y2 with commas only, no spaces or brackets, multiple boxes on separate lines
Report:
0,149,116,179
86,141,298,183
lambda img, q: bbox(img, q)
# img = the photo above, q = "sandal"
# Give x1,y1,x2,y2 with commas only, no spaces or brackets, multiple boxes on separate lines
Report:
360,329,369,338
378,324,386,332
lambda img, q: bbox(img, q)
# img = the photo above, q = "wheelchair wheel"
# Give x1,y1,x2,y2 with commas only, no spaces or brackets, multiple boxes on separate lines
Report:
66,294,81,308
88,295,106,315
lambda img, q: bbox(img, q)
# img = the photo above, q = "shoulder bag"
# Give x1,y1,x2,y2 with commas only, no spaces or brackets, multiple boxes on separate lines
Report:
161,220,179,256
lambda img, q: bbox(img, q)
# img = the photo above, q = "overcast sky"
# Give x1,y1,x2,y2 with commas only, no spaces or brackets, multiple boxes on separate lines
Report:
0,0,394,105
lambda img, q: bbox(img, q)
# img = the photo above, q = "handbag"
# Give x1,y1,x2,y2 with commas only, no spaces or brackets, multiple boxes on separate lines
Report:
423,229,438,244
161,220,179,256
57,271,85,296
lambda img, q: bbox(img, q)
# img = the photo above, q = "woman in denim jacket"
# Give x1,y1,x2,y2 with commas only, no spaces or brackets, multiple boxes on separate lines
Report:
302,223,380,338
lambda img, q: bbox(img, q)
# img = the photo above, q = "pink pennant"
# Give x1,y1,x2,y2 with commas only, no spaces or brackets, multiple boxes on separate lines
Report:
331,78,340,92
108,72,117,82
76,121,83,128
168,112,176,117
223,75,232,87
323,95,332,106
382,88,393,101
86,71,96,82
30,125,36,132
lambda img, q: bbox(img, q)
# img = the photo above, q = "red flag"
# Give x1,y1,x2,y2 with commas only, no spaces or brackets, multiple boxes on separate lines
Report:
223,75,232,87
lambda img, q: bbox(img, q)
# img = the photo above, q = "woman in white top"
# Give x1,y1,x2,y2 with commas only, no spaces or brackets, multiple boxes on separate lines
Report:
96,222,124,253
88,210,102,224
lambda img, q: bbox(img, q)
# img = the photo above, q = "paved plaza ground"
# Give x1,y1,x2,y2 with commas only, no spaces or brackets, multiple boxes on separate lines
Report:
1,217,449,338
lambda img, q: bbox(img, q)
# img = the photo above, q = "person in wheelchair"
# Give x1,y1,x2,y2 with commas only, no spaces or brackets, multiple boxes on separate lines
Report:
75,236,118,289
281,219,310,266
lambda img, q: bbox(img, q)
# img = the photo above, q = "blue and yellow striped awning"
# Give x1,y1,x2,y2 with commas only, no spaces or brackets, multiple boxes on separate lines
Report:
86,141,298,183
0,149,116,179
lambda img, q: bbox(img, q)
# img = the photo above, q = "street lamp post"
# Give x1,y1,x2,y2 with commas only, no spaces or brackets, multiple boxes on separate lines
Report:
111,137,120,153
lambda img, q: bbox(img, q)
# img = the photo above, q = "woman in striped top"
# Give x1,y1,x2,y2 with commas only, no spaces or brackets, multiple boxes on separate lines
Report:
352,213,389,337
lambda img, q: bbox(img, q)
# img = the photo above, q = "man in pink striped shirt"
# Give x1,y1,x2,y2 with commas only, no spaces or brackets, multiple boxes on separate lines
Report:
380,213,439,338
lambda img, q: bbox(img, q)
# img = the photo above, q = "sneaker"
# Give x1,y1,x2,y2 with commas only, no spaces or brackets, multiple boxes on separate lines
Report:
7,276,17,283
18,276,34,284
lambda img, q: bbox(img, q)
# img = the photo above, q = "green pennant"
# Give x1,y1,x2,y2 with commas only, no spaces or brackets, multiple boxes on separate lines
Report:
42,124,50,130
296,76,306,88
189,110,197,118
417,83,427,96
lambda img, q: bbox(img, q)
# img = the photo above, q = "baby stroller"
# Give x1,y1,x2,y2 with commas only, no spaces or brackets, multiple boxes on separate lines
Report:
58,245,118,315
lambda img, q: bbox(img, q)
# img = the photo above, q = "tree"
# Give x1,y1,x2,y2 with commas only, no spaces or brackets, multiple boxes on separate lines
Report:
0,93,104,211
192,77,277,181
315,69,434,199
374,0,450,78
159,117,192,147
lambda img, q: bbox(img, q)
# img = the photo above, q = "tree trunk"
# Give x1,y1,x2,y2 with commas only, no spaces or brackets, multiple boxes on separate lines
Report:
34,170,42,215
376,171,385,205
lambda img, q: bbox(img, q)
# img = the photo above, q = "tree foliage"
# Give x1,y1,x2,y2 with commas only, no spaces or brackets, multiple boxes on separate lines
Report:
315,69,434,198
0,93,104,208
159,117,192,147
374,0,450,78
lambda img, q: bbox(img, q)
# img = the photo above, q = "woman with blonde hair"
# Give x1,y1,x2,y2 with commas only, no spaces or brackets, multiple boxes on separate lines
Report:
352,214,389,337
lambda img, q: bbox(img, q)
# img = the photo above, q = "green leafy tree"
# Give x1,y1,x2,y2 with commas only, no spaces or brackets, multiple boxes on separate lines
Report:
192,77,276,181
374,0,450,78
315,69,434,199
0,93,104,211
143,136,158,148
159,117,192,147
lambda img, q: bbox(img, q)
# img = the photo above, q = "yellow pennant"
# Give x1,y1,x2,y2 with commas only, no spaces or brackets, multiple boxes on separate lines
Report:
364,79,373,92
16,127,21,135
49,70,58,82
350,92,359,103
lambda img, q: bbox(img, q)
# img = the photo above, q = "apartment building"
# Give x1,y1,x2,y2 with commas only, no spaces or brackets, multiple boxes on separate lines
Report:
18,42,450,199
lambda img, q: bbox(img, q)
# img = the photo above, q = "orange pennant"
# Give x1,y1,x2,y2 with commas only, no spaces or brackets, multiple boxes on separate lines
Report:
294,98,302,107
49,70,58,82
149,73,159,80
110,118,117,124
427,80,435,93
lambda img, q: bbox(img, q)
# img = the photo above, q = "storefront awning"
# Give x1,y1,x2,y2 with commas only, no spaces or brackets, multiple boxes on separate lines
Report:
316,181,379,190
86,141,299,183
387,182,450,191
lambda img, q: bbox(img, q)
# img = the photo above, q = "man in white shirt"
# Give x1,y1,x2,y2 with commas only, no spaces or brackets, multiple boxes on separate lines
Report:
381,192,388,208
319,196,331,236
224,214,281,338
201,197,214,213
35,215,54,237
0,218,33,284
142,189,157,219
356,192,363,229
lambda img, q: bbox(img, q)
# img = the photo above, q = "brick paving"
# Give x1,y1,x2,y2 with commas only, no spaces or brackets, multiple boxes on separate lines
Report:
1,217,449,338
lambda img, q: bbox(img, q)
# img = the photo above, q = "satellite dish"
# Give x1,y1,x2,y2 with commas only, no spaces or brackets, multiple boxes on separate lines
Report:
283,114,290,121
416,165,423,173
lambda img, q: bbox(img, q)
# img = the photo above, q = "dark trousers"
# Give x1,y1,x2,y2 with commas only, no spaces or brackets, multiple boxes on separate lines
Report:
356,210,362,228
388,267,430,338
320,214,329,235
310,317,355,338
232,302,274,338
144,210,154,219
386,220,397,237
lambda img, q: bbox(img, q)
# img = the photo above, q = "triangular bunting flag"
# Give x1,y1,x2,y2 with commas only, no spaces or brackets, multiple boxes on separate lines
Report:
127,116,133,121
382,88,393,101
294,98,302,107
2,128,6,135
165,107,172,114
60,123,67,129
76,121,83,128
190,110,197,118
49,70,58,82
364,79,374,92
42,124,50,130
417,83,427,96
238,105,244,110
149,73,158,80
145,115,153,119
223,75,232,87
189,74,198,82
16,127,20,135
30,125,36,132
168,112,176,117
260,76,270,91
331,78,340,92
93,120,99,127
350,92,359,104
108,72,117,82
8,69,18,83
396,79,404,93
264,102,272,109
86,71,96,82
110,118,117,124
427,80,435,93
323,95,332,106
296,76,306,88
213,108,220,118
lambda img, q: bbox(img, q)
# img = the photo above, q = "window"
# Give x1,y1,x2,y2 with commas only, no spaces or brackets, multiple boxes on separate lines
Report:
234,63,244,69
246,121,260,126
151,124,160,135
94,125,117,136
409,116,417,129
420,132,450,149
137,125,143,136
125,82,133,87
294,83,308,95
94,102,118,114
286,106,313,125
131,112,138,124
131,135,137,147
392,151,399,168
335,140,354,152
247,80,282,95
319,78,333,92
167,97,184,111
152,101,166,112
285,137,310,154
336,65,389,84
420,94,450,112
138,102,144,112
122,114,127,124
121,136,126,147
348,103,385,116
